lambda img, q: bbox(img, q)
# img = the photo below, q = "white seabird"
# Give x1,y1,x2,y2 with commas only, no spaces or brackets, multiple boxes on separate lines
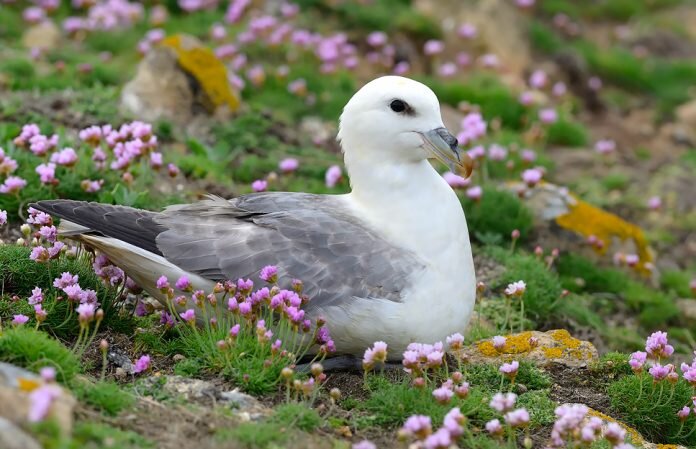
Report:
33,76,477,357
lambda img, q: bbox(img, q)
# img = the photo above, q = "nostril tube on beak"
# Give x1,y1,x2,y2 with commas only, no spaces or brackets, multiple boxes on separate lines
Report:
434,127,458,151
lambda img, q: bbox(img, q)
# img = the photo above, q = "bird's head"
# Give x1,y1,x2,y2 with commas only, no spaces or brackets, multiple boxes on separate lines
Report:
338,76,473,178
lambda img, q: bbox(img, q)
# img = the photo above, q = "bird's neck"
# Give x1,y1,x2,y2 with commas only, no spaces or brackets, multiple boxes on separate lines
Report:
343,151,470,262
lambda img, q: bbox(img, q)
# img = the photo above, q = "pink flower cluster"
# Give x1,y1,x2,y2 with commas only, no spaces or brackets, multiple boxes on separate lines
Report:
400,408,467,449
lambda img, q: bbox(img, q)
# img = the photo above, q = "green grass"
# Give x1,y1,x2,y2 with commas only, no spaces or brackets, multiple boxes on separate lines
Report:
466,362,553,393
516,390,557,428
72,379,135,416
608,374,696,446
546,119,589,147
461,187,535,244
487,247,563,326
0,326,80,383
359,375,496,428
660,270,694,298
556,253,629,294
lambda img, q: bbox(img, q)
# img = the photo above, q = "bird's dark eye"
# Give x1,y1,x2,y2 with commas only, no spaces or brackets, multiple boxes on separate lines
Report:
390,99,407,113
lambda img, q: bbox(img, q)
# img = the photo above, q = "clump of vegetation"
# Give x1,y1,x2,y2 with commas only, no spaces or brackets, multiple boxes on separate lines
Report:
461,188,535,244
546,119,589,147
0,327,80,383
72,379,135,416
556,253,629,294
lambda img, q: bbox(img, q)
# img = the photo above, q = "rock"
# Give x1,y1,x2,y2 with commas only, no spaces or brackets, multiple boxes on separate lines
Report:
455,330,598,368
0,362,76,435
0,417,43,449
414,0,531,82
675,99,696,143
120,34,240,124
120,47,196,124
22,21,60,51
676,299,696,322
141,376,271,421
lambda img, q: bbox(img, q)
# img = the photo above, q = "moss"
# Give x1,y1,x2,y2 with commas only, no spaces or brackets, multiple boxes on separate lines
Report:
466,361,552,392
589,352,632,379
0,327,80,383
608,374,696,446
461,187,534,244
623,281,679,327
516,390,557,428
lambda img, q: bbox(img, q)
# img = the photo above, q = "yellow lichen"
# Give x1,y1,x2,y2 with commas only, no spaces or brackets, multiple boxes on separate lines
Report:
550,329,581,349
586,409,645,446
160,35,240,113
477,331,534,357
541,347,564,359
555,196,653,274
655,445,680,449
17,377,40,392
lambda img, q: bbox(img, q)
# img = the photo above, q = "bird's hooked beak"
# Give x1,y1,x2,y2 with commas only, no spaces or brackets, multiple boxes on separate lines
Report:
421,128,474,178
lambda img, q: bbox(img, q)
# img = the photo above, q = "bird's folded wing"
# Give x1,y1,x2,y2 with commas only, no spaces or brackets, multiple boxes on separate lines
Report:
155,193,424,306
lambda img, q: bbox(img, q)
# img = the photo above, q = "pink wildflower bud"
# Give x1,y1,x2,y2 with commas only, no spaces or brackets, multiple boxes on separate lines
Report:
485,419,503,436
492,336,506,351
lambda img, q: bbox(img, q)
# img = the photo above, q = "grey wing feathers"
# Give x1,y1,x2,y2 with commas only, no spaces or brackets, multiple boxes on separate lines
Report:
31,200,165,255
155,193,423,305
33,194,424,306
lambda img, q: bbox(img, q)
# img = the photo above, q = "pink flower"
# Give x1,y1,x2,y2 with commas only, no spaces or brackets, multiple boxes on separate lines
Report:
279,158,299,173
492,335,506,350
53,272,78,289
446,332,464,350
28,385,61,422
76,303,96,324
0,176,27,194
156,275,169,290
490,392,517,413
539,108,558,124
423,39,444,56
516,0,535,8
647,196,661,210
175,276,192,291
604,422,626,445
442,172,469,188
352,441,376,449
505,280,526,296
595,139,616,155
229,324,240,337
466,185,482,201
485,419,503,435
529,69,547,89
521,149,537,163
677,406,691,421
288,79,307,96
648,363,672,381
0,210,6,225
28,287,43,305
645,331,674,359
629,351,647,372
259,265,278,283
432,386,454,404
479,53,499,68
367,31,387,47
402,415,432,438
505,408,530,427
499,360,520,378
522,168,543,187
40,367,56,382
457,23,477,39
438,62,457,77
588,76,602,90
488,144,508,161
12,314,29,325
36,163,57,185
50,148,78,166
180,309,196,323
133,355,151,374
424,428,451,448
252,179,267,192
393,61,410,75
547,81,565,98
325,165,342,188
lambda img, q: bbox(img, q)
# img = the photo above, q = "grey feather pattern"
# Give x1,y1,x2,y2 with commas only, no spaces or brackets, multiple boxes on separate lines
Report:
155,193,424,307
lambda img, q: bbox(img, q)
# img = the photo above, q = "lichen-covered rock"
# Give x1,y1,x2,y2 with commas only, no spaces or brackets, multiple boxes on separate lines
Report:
503,181,655,275
120,34,240,123
456,330,598,368
0,362,76,435
568,404,688,449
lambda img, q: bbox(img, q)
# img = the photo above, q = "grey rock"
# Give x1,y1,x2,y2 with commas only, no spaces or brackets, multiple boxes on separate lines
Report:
0,417,43,449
